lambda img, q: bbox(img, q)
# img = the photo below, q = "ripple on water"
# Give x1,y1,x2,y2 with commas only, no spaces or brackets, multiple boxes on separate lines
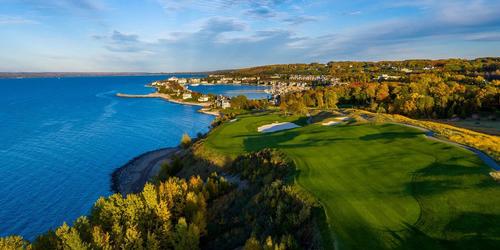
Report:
0,76,215,240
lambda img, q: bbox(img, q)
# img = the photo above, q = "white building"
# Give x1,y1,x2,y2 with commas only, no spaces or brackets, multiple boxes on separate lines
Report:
221,100,231,109
198,96,209,102
182,93,192,100
168,76,179,82
216,95,231,109
189,78,201,84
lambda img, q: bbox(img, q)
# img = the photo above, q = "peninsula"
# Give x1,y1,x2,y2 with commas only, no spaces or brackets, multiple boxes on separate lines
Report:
116,77,226,116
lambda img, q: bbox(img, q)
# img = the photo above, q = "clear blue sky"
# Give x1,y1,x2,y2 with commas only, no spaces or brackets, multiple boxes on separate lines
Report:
1,0,499,72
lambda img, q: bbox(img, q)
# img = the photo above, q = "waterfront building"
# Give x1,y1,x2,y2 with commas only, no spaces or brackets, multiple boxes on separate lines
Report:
198,96,209,102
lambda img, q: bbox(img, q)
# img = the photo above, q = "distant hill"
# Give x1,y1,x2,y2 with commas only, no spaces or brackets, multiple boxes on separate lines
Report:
0,72,212,79
213,57,500,79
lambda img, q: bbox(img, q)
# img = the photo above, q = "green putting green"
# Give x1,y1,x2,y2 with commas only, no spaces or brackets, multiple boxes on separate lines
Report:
203,113,500,249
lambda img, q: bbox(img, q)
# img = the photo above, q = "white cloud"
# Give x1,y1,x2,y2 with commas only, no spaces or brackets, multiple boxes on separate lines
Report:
0,15,38,25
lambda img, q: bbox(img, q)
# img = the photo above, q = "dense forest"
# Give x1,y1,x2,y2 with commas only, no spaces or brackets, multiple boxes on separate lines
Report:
222,58,500,82
279,73,499,118
225,58,499,119
0,150,324,249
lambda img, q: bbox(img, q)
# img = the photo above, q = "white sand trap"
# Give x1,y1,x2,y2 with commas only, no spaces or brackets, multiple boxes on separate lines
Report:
322,121,341,126
334,116,350,121
229,118,238,123
258,122,300,133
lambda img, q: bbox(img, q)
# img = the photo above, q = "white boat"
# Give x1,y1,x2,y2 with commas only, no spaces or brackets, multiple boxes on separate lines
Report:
190,83,200,86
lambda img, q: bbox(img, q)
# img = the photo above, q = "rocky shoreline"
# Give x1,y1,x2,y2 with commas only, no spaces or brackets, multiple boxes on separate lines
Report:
112,89,220,196
111,147,180,196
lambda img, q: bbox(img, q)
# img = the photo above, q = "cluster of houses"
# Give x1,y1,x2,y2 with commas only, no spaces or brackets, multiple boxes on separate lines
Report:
152,74,353,108
374,66,436,81
289,75,325,81
151,78,211,102
150,77,234,109
266,81,311,98
164,76,208,85
377,74,402,81
208,75,260,84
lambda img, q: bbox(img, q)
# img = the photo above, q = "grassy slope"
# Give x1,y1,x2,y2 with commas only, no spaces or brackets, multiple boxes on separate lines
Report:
443,119,500,136
203,112,500,249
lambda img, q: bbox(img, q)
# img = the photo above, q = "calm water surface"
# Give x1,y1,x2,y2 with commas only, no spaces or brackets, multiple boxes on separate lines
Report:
0,75,248,240
188,84,269,99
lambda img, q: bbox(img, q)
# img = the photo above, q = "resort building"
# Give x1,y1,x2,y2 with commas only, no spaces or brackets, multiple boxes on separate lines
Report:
189,78,201,84
215,95,231,109
198,96,209,102
182,93,192,100
221,100,231,109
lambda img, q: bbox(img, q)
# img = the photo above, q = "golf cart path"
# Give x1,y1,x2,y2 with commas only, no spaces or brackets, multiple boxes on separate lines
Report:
394,123,499,171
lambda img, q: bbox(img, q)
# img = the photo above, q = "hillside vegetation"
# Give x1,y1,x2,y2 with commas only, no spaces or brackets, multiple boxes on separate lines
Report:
201,112,500,249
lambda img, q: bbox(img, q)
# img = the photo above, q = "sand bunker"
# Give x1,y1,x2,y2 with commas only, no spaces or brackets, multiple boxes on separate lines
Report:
335,116,350,121
321,116,351,126
258,122,300,133
322,121,341,126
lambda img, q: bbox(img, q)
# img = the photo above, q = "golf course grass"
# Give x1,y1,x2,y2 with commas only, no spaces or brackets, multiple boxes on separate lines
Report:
203,112,500,249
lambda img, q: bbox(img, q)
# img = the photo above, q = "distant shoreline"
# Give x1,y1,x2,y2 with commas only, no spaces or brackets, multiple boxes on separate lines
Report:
116,92,220,116
0,72,209,79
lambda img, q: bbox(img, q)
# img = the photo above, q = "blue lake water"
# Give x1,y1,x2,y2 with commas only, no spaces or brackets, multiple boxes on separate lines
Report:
188,84,269,99
0,76,265,240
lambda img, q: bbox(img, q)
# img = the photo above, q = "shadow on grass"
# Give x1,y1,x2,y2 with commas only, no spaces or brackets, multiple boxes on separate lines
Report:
408,159,494,196
442,212,500,249
242,128,354,152
359,131,423,141
388,217,500,250
312,207,336,250
399,161,500,249
241,130,302,151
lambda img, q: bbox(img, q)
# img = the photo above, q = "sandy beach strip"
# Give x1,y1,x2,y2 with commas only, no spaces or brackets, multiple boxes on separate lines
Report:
198,108,220,116
111,147,180,195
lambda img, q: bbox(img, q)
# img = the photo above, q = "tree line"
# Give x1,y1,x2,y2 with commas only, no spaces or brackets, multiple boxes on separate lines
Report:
280,73,499,119
220,58,499,83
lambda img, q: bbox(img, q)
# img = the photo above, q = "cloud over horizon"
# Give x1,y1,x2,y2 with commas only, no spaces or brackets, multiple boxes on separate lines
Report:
0,0,499,71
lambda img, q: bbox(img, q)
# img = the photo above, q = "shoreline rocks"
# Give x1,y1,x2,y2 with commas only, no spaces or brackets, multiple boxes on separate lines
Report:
111,147,179,196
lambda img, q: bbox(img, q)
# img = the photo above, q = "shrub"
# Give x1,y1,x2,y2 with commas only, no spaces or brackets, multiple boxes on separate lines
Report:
181,133,192,148
231,149,294,184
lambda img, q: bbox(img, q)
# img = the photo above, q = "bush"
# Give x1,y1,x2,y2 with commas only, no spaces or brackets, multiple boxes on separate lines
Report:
0,236,29,250
156,156,184,182
231,149,294,184
181,133,192,148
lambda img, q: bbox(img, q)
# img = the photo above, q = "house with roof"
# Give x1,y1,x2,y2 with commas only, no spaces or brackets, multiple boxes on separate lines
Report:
198,96,209,102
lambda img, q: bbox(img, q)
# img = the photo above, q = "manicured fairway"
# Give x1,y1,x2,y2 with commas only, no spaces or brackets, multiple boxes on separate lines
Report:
204,113,500,249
